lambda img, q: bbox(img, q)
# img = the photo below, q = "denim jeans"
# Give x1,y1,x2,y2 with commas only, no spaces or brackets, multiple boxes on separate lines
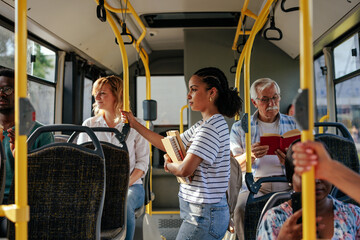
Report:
126,184,145,240
176,195,229,240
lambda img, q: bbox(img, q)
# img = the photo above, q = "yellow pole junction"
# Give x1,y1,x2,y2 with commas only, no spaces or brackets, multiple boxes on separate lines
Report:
232,0,257,51
299,0,316,239
102,0,147,57
0,0,31,239
233,1,269,121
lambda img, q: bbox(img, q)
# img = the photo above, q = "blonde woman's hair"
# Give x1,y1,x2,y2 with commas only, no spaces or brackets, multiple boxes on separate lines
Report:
92,75,124,123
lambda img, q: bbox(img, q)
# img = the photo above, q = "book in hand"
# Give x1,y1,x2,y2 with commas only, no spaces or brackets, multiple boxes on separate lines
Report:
260,129,301,155
161,130,190,184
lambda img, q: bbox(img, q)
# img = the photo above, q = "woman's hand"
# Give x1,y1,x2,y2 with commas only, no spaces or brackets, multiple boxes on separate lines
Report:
292,141,332,180
163,154,173,173
251,142,269,159
277,210,303,240
121,111,138,128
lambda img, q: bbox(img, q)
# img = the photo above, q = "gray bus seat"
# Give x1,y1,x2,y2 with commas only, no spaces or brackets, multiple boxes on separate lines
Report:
256,130,360,236
256,191,291,232
8,124,105,240
227,156,242,219
0,142,6,237
71,126,130,240
243,121,359,239
0,141,6,205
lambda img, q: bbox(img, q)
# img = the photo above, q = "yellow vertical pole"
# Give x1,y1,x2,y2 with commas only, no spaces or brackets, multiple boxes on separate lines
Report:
243,1,272,173
300,0,316,239
142,55,153,215
15,0,29,239
103,7,129,111
180,105,188,134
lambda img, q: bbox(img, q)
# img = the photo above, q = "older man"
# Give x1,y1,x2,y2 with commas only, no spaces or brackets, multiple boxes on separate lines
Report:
230,78,297,240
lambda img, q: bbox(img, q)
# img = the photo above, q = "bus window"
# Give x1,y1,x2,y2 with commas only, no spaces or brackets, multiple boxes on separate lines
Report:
28,80,55,124
334,33,360,79
83,77,93,121
0,24,57,125
0,25,14,69
314,54,327,121
136,76,188,126
27,40,56,83
335,76,360,147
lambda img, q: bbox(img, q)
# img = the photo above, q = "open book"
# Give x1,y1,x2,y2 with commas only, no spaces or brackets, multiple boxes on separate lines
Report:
161,130,190,184
260,129,301,155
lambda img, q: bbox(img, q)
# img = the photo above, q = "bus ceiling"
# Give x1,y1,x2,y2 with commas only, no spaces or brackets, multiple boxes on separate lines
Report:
0,0,359,73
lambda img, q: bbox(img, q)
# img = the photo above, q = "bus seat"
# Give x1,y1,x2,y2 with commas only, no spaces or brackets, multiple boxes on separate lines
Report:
243,174,289,240
8,124,106,240
227,156,242,219
315,134,359,205
0,142,6,237
0,141,6,205
76,127,130,240
53,134,70,143
256,191,291,232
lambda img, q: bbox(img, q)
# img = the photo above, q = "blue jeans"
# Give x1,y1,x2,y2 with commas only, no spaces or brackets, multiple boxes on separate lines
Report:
126,184,145,240
176,195,229,240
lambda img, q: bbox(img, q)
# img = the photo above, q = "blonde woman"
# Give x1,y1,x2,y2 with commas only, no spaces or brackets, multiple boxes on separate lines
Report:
78,75,149,240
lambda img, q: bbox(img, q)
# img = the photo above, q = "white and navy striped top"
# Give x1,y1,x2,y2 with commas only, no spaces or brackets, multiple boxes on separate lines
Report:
179,114,230,204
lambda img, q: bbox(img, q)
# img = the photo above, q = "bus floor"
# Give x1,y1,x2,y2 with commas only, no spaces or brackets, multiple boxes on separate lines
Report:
134,213,181,240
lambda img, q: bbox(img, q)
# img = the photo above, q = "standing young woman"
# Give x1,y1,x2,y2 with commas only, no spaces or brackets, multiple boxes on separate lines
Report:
77,75,149,240
123,67,242,240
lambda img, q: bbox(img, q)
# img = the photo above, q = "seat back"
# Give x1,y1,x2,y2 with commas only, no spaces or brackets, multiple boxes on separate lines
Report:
8,124,106,240
316,134,359,204
244,174,288,240
243,121,358,239
256,191,291,231
76,127,130,240
227,156,242,218
0,141,6,205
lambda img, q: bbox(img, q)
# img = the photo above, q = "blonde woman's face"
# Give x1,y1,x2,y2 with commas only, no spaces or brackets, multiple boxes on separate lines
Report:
94,83,116,112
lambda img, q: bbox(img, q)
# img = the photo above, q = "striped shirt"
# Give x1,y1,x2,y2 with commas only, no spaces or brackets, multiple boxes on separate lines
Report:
179,114,230,204
230,111,297,192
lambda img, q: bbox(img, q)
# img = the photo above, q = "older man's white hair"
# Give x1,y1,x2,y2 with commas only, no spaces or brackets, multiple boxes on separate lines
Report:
250,78,281,100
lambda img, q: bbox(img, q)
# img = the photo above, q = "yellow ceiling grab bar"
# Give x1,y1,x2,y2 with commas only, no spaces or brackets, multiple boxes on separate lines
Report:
232,0,257,51
101,0,147,56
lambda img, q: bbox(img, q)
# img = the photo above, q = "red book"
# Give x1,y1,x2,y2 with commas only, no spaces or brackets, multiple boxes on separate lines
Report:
260,129,301,155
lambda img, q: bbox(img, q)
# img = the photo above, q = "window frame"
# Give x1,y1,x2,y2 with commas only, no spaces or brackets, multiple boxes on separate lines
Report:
1,17,59,124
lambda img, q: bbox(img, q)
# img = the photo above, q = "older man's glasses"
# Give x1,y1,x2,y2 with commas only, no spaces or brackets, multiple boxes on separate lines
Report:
256,95,280,104
0,87,14,96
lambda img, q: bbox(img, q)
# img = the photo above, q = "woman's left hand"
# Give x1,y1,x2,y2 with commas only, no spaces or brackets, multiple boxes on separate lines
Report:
277,209,303,240
163,154,173,172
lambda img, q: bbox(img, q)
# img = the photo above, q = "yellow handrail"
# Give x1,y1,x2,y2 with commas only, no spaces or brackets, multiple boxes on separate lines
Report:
300,0,316,239
318,114,329,134
0,0,31,239
242,1,272,173
94,0,130,111
232,0,257,51
102,0,147,55
234,2,269,121
97,0,155,215
180,105,189,134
